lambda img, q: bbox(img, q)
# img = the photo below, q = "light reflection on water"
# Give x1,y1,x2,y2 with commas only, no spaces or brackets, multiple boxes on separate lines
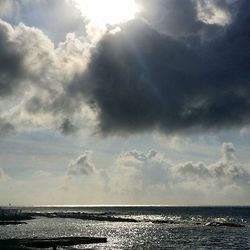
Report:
1,206,250,249
0,218,250,249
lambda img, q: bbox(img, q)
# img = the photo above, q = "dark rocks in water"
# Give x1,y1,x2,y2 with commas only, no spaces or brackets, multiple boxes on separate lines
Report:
0,208,33,222
205,221,245,228
0,208,33,227
30,211,139,223
149,219,176,224
97,216,138,223
0,236,107,249
0,221,27,226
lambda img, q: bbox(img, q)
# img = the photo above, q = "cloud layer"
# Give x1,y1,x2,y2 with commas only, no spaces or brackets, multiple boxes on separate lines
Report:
112,142,250,203
71,0,250,135
0,0,249,137
61,142,250,204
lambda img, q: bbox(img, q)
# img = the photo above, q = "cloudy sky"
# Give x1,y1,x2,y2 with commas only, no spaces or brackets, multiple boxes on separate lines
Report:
0,0,250,205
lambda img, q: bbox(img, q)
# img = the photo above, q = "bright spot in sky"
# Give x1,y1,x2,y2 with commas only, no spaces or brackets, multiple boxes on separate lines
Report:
73,0,139,26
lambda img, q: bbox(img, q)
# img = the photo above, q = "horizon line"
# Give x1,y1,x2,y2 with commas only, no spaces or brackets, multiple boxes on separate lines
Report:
1,204,250,208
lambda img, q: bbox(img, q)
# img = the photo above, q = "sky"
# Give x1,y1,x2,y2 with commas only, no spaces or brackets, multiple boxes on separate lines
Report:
0,0,250,206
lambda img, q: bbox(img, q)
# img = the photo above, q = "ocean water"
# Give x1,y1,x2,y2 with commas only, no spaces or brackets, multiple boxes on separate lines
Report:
0,206,250,249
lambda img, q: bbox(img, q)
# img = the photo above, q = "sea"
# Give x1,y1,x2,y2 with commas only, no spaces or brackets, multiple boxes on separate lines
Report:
0,206,250,249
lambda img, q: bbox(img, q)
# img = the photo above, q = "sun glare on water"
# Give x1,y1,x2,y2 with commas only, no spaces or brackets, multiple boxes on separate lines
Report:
73,0,139,26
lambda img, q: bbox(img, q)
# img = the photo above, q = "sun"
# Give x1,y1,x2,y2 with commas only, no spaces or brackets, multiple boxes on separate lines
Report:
73,0,139,26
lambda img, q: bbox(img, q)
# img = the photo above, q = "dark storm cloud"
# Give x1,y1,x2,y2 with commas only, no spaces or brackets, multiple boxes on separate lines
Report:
137,0,219,39
70,0,250,135
0,21,25,97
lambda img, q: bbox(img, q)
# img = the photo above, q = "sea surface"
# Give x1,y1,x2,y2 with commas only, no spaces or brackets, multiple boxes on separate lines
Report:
0,206,250,249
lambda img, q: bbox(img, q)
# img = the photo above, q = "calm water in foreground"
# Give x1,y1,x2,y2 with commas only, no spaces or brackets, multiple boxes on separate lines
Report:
0,206,250,249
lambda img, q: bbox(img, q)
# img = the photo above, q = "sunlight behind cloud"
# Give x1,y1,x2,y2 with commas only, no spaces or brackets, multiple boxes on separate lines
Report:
73,0,139,26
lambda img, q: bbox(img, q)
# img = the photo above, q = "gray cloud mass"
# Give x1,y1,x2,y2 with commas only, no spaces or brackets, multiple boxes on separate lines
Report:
59,118,79,135
70,0,250,135
0,20,25,97
0,117,15,136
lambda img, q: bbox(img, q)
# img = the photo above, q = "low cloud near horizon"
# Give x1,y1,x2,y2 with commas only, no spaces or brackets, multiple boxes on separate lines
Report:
0,140,249,205
54,142,250,205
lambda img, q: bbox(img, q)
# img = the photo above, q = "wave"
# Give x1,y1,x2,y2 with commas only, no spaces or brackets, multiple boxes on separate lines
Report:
204,221,245,228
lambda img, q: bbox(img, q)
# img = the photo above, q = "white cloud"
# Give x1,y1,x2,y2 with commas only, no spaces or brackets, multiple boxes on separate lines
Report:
102,142,250,204
1,142,249,205
0,18,96,134
195,0,234,26
67,151,95,176
0,168,10,181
